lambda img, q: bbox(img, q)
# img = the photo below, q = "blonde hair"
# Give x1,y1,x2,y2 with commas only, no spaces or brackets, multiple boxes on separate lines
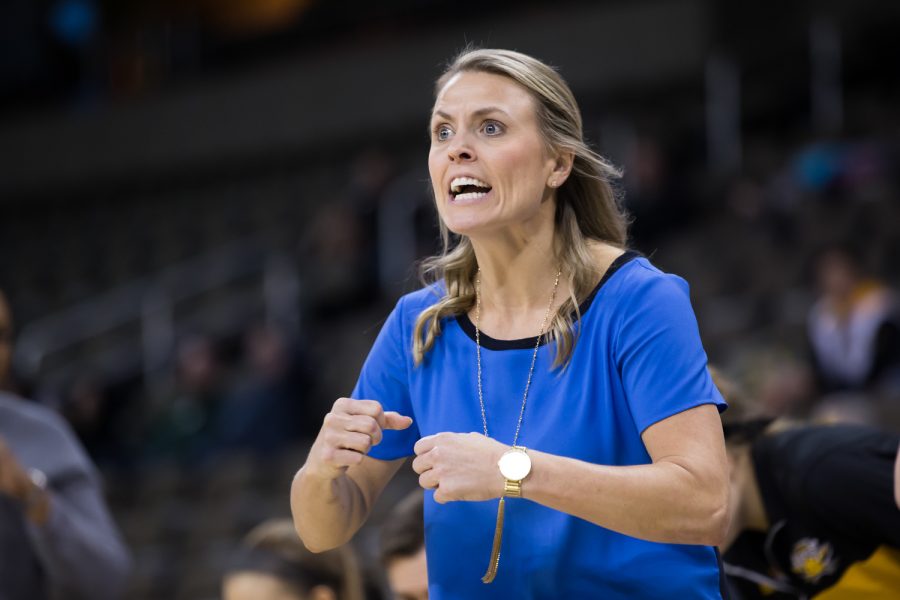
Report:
413,48,628,367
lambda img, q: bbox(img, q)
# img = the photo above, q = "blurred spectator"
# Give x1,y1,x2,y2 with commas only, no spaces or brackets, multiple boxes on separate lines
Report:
0,290,132,600
807,243,900,394
299,201,371,317
61,373,124,466
216,323,310,455
379,490,427,600
223,518,364,600
711,367,900,599
0,293,11,393
143,334,228,464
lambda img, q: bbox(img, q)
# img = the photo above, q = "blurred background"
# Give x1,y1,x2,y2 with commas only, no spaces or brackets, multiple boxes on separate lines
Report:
1,0,899,598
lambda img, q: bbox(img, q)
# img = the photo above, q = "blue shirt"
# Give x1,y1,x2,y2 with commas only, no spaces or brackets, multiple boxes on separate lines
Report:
352,253,727,599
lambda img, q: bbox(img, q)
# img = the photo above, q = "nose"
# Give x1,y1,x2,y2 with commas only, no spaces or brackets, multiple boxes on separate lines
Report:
448,133,475,163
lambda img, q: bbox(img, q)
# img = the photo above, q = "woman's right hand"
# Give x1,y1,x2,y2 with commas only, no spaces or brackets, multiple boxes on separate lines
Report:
305,398,413,481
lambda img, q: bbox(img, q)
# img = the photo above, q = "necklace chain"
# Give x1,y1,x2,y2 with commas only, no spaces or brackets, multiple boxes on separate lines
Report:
474,267,562,445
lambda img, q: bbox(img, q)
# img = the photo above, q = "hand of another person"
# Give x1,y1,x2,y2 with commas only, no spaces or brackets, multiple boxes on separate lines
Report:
305,398,412,482
412,432,507,503
0,436,50,523
0,436,30,500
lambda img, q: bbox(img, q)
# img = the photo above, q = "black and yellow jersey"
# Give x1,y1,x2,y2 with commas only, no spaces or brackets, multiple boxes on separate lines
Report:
724,424,900,599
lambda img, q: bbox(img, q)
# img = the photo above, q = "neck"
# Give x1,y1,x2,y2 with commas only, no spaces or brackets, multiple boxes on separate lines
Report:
469,216,561,312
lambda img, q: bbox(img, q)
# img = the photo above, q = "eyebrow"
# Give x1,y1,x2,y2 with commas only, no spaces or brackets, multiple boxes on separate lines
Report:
431,106,512,122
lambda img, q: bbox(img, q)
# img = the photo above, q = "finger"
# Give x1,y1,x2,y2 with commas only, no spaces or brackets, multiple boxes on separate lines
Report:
418,470,439,491
384,411,413,431
413,434,438,456
323,447,366,469
411,451,434,475
326,430,373,455
344,415,383,446
334,398,386,426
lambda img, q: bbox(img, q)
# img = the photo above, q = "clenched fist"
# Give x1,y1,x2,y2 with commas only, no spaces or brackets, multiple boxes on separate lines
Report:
412,432,508,504
305,398,412,481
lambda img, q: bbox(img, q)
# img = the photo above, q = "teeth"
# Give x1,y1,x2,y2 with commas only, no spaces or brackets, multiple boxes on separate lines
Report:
453,191,489,202
450,176,491,193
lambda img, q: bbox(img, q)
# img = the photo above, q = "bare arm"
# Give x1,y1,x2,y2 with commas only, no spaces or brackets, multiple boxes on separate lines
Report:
413,404,729,546
291,398,412,552
523,404,729,545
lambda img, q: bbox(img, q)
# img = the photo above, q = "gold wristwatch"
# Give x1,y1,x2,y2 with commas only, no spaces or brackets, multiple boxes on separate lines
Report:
498,446,531,497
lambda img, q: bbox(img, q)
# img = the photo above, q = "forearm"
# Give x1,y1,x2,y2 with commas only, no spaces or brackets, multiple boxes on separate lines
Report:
524,450,728,546
26,487,131,599
291,466,370,552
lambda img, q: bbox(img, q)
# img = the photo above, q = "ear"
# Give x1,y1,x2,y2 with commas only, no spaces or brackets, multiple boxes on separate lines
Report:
547,149,575,189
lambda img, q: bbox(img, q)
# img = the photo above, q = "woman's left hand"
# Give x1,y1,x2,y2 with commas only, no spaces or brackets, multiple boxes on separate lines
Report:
412,432,507,503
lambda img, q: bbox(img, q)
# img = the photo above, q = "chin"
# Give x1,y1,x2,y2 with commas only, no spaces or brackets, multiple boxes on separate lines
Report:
442,218,492,238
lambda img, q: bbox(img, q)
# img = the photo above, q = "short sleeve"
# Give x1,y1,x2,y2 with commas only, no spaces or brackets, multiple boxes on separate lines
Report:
614,265,726,434
351,296,421,459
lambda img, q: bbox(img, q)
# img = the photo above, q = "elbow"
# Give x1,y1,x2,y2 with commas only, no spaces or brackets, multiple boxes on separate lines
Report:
702,499,731,548
670,496,728,547
694,478,731,547
292,517,342,554
662,461,731,546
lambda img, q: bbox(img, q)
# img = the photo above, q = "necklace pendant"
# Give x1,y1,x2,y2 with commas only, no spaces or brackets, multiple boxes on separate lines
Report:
481,496,506,583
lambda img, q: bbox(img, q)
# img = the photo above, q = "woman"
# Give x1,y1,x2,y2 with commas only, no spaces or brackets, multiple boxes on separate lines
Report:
292,48,730,599
223,519,364,600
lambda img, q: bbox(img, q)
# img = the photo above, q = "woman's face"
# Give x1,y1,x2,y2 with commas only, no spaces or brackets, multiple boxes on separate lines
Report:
428,71,564,237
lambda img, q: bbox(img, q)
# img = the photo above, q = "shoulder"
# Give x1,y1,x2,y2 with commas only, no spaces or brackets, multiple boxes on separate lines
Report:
0,392,73,441
754,424,898,497
612,255,691,299
395,283,446,316
0,392,93,475
600,255,694,327
376,283,447,345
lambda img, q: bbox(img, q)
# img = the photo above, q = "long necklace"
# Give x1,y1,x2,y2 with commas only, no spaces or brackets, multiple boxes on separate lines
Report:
475,265,561,583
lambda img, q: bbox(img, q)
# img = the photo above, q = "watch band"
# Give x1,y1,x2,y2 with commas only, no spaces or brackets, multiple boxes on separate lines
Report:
503,479,523,497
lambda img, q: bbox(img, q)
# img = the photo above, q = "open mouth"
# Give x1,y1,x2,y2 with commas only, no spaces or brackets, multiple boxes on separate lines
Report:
449,176,492,201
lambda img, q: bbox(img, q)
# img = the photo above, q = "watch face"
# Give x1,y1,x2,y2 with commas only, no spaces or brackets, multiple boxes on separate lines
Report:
499,449,531,480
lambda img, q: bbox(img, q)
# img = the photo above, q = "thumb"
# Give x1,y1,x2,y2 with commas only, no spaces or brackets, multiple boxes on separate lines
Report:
383,411,413,431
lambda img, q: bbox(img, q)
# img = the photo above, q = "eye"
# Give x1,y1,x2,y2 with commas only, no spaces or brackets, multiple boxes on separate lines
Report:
434,125,452,141
482,120,504,136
